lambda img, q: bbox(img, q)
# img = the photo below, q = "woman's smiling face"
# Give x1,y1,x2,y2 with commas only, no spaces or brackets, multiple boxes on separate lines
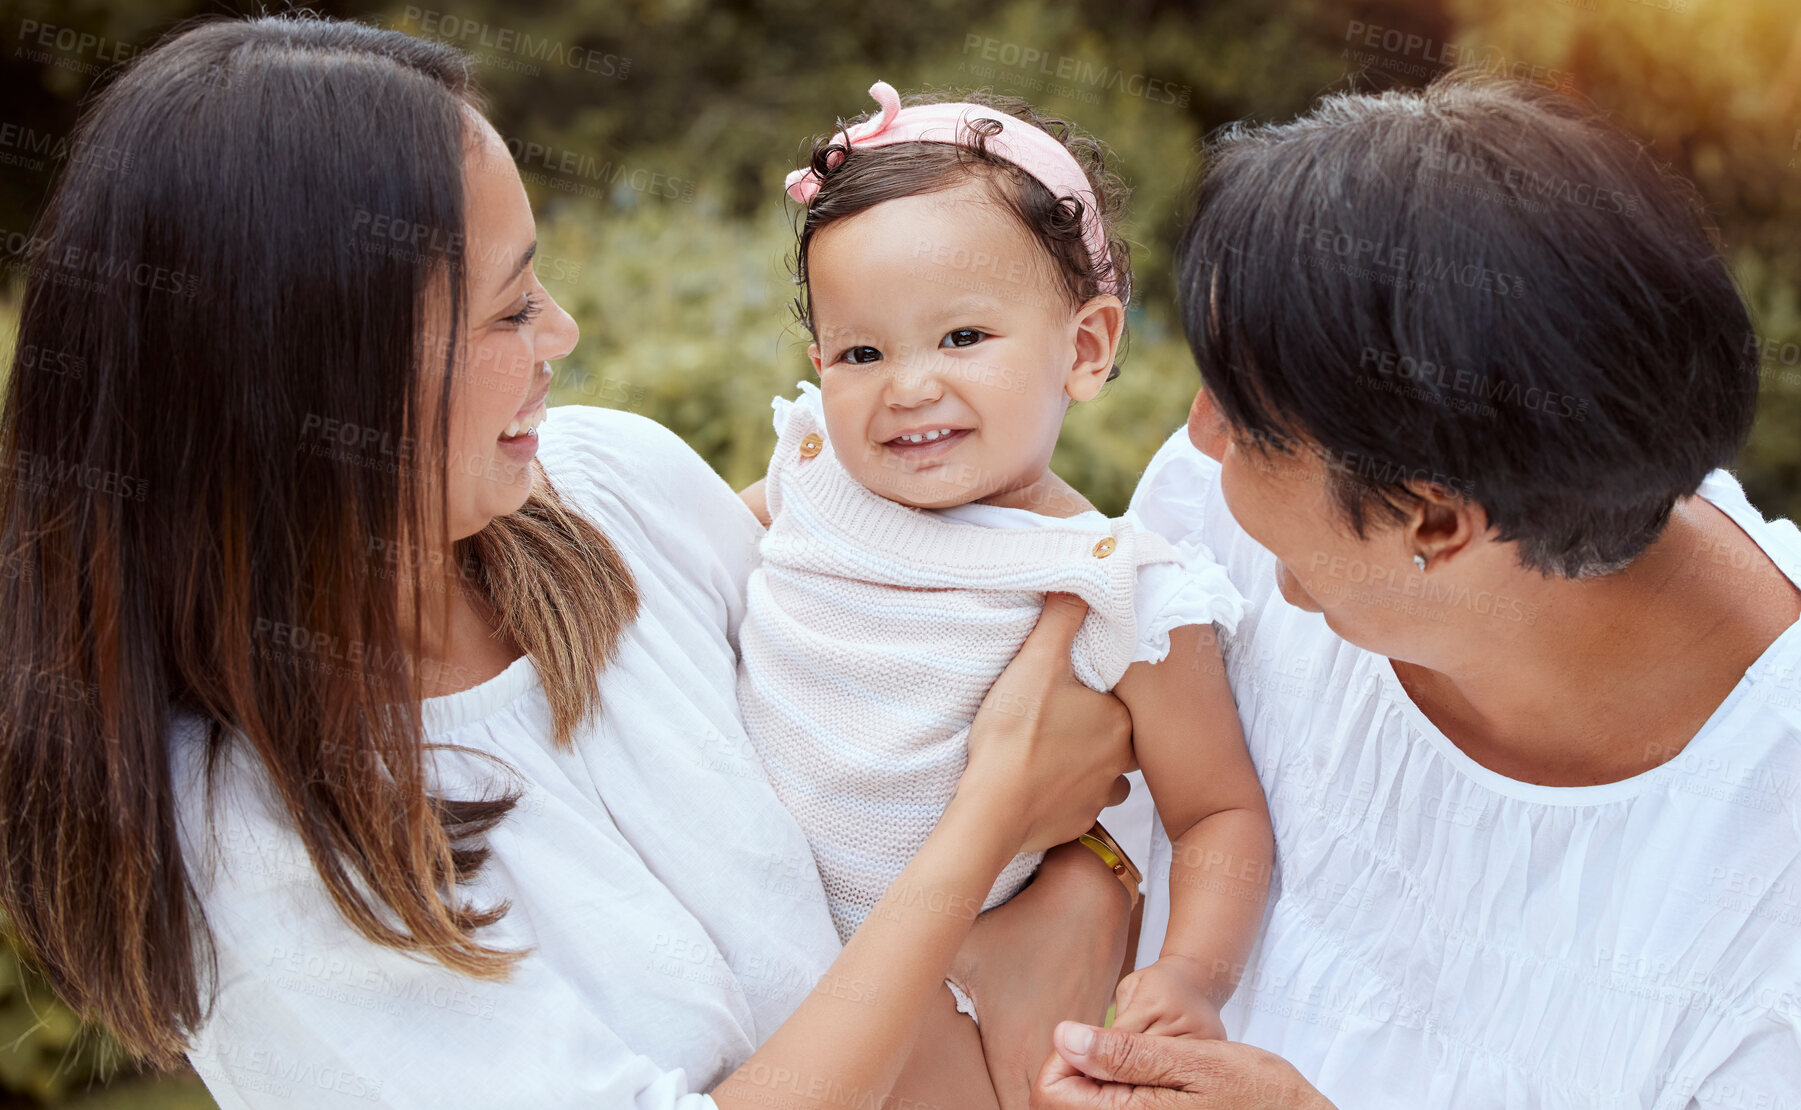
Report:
436,108,580,542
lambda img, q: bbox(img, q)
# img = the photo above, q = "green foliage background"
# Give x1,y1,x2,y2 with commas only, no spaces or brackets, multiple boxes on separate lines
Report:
0,0,1795,1103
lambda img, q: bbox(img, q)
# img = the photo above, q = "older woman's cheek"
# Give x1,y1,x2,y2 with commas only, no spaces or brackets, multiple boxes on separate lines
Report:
1187,388,1228,460
1221,456,1324,614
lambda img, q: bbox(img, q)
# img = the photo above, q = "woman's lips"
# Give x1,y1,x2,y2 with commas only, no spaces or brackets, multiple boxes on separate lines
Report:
496,398,547,464
501,397,547,440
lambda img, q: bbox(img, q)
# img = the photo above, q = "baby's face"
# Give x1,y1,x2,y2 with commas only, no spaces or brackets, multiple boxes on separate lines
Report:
805,179,1110,510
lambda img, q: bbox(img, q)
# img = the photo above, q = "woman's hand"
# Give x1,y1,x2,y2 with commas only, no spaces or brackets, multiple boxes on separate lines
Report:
1031,1023,1337,1109
950,842,1134,1110
962,593,1136,854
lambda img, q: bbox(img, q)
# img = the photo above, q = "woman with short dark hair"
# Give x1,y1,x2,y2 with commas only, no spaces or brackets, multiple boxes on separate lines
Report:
1039,76,1801,1108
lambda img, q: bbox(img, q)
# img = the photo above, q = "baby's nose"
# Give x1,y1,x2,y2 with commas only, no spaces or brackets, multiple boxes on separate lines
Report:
886,361,944,407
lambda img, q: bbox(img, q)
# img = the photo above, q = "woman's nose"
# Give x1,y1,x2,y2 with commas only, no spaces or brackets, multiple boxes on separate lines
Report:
539,292,580,364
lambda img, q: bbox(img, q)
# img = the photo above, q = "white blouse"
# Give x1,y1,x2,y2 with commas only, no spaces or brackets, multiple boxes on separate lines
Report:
174,405,842,1108
1128,427,1801,1109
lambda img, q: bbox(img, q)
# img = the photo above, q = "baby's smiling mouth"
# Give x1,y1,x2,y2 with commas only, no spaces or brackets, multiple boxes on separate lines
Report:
881,425,972,453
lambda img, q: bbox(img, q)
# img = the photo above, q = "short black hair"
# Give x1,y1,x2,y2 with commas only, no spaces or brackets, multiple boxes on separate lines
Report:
1175,72,1758,578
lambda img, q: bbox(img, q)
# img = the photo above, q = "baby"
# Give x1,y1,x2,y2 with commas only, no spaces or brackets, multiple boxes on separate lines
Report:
736,81,1274,1056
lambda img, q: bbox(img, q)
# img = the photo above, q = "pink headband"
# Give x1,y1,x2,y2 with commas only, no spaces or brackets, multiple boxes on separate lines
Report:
785,81,1123,300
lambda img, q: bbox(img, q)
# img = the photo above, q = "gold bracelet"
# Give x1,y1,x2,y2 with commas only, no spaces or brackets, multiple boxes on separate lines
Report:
1076,821,1142,911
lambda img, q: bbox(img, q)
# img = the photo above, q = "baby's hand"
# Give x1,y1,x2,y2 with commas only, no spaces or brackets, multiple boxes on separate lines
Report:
1109,954,1228,1040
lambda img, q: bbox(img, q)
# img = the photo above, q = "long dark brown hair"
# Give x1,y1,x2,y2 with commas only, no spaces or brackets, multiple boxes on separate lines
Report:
0,14,638,1066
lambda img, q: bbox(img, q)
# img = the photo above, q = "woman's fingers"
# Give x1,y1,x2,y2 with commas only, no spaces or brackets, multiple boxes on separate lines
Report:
969,590,1136,852
1057,1023,1199,1088
1034,1024,1337,1108
1016,592,1091,674
1030,1046,1121,1110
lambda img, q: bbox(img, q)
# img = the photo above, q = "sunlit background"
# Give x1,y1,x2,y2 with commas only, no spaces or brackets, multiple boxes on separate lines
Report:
0,0,1796,1103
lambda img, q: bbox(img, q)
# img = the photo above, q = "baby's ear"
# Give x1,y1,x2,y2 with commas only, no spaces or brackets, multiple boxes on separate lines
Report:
807,342,824,377
1064,295,1124,403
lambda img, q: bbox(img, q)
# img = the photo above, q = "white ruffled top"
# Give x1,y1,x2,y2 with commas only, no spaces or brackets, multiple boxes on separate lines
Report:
1128,426,1801,1110
175,406,841,1109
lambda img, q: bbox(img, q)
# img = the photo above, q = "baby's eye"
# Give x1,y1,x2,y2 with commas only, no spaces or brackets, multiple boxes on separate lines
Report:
840,346,882,365
941,328,986,349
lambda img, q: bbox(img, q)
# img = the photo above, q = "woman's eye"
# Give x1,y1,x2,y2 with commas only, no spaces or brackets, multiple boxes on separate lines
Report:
503,293,542,327
941,328,986,348
841,346,882,365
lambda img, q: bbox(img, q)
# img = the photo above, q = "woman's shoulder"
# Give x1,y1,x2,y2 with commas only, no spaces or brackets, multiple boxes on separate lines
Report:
537,404,759,552
538,404,722,506
536,403,763,645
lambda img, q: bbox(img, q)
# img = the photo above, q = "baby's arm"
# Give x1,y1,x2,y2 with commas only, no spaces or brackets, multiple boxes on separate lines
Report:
739,478,770,526
1110,622,1273,1039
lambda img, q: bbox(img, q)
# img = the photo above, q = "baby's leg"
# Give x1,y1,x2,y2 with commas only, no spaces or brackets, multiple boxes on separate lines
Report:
888,983,1001,1110
953,844,1133,1108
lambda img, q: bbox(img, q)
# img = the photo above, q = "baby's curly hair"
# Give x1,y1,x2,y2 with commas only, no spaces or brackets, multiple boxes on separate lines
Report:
788,87,1133,380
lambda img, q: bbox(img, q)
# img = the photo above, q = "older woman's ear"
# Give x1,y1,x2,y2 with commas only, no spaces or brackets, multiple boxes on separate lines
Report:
1187,387,1228,462
1400,482,1489,572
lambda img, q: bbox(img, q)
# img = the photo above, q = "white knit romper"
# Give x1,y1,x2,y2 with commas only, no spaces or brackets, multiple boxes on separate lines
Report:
737,391,1183,945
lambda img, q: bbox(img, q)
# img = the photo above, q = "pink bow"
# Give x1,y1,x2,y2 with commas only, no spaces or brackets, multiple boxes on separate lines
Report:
784,80,1122,299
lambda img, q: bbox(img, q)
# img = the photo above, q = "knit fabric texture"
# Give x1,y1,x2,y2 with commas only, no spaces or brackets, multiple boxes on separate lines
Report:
738,394,1180,941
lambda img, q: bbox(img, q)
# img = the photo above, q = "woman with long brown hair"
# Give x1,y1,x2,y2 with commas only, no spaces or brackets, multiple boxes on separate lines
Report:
0,15,1138,1107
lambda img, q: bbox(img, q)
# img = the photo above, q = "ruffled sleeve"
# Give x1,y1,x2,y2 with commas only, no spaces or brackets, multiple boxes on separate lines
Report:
1125,507,1247,665
1128,427,1283,618
769,380,824,436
